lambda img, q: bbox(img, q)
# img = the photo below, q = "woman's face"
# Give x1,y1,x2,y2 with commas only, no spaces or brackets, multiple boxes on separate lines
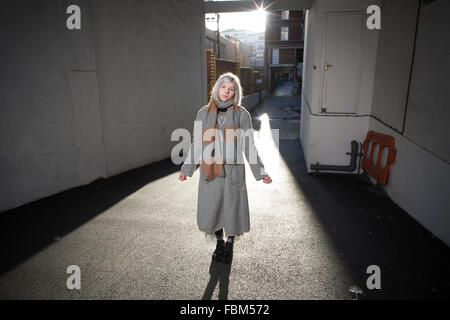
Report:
218,81,235,102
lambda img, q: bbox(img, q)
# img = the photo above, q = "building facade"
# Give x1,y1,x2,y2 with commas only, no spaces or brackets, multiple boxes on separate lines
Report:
223,29,265,67
263,9,305,92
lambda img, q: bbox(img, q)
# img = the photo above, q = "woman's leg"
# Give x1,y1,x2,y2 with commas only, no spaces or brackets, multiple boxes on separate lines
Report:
212,229,225,262
226,235,234,243
215,228,224,241
223,235,234,264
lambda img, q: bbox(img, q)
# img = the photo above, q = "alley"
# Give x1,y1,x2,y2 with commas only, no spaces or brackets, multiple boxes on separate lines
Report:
1,82,449,300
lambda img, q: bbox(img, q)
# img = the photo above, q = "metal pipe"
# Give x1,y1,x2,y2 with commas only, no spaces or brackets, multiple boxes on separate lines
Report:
357,142,363,175
310,140,359,172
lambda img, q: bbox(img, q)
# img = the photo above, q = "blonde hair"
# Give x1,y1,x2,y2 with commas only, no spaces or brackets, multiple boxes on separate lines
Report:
210,72,243,106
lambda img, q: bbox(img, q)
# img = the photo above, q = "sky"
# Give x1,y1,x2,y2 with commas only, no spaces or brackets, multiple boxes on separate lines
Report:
205,9,267,33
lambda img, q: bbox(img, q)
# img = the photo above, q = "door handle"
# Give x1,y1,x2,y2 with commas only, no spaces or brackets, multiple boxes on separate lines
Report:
324,63,332,71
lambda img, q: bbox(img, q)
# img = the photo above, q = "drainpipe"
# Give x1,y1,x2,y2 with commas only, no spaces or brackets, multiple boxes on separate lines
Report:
310,140,360,172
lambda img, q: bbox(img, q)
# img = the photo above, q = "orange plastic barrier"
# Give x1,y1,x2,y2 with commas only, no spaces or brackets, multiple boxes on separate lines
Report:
361,130,396,185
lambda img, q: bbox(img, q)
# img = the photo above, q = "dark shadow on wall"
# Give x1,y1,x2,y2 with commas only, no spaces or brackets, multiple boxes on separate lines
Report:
0,157,180,276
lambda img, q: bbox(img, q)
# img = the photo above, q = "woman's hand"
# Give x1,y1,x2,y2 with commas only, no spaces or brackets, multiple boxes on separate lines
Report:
179,173,187,181
262,176,272,184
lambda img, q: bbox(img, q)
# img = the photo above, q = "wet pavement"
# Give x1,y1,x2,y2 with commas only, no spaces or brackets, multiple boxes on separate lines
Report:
1,82,450,300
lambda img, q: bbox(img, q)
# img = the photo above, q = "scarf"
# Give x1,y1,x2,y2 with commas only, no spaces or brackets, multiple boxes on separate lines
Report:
217,99,234,109
200,98,242,181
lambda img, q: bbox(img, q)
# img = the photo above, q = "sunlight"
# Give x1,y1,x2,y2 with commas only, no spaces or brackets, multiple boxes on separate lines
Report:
253,113,280,179
248,7,267,32
205,5,267,32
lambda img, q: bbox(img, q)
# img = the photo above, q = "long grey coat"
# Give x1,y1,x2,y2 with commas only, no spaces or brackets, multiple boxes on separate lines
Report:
181,105,268,236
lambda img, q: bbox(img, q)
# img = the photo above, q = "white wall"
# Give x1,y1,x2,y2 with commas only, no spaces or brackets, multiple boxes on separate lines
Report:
368,0,450,246
301,0,450,246
0,0,206,211
300,0,380,171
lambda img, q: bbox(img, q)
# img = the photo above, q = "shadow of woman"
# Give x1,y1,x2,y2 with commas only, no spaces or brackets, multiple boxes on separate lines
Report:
202,258,233,300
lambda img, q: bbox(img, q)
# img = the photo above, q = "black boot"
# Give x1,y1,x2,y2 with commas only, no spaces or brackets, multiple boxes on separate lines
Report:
212,240,225,262
222,241,234,264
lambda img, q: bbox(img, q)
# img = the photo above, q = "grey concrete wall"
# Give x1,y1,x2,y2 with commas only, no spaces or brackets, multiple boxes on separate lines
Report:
0,0,206,212
371,0,419,131
242,90,268,112
372,0,449,162
402,0,449,162
368,0,450,246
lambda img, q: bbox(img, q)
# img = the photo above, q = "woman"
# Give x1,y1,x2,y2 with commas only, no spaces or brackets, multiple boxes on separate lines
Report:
178,72,272,264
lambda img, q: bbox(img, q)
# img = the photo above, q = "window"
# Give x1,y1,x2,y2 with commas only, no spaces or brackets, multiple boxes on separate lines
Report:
281,26,289,41
272,49,279,64
281,10,289,20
